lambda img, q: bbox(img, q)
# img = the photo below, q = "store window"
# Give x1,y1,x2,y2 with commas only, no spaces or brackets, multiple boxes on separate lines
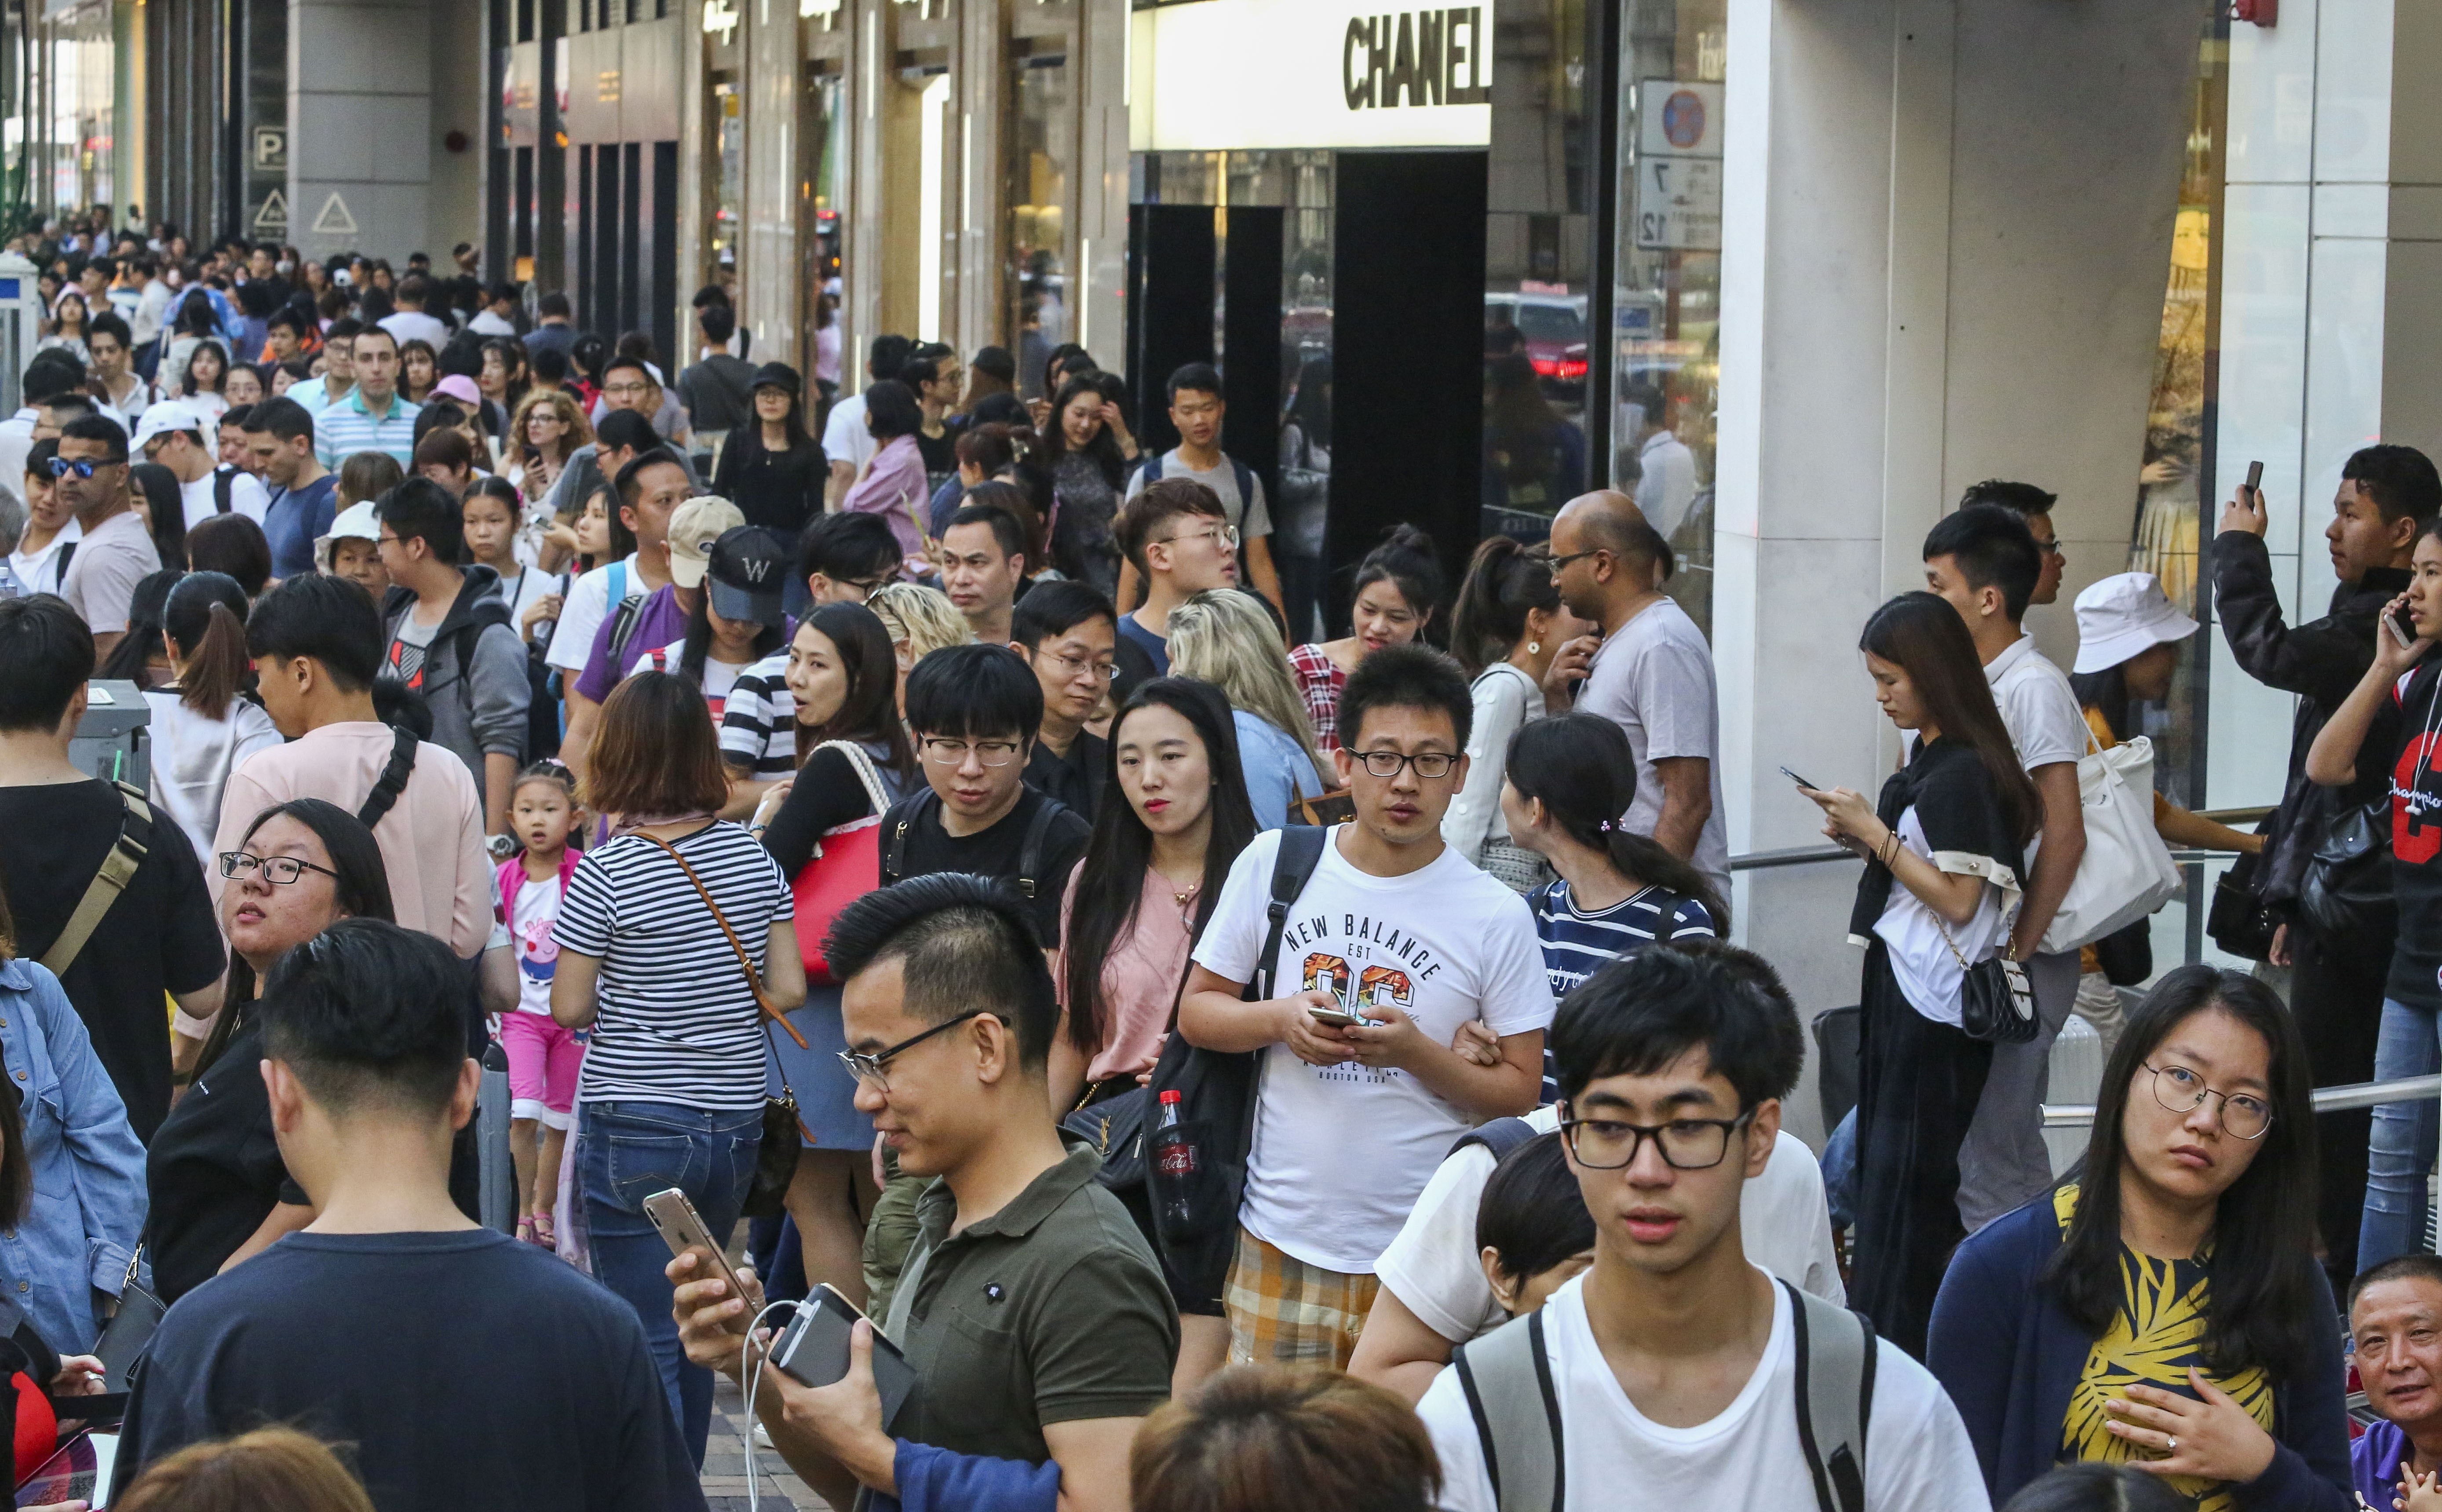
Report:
710,80,745,271
1615,3,1725,637
1007,52,1073,398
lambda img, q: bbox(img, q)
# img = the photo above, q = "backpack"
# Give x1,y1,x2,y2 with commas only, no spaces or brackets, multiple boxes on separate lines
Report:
1452,1278,1876,1512
880,789,1070,902
1138,450,1257,526
1449,1116,1540,1164
600,559,648,672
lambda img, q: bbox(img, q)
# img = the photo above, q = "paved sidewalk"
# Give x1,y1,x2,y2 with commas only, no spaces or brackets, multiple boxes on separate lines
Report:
703,1372,829,1511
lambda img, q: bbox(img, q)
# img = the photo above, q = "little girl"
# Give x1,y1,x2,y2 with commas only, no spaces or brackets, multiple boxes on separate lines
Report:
496,760,584,1249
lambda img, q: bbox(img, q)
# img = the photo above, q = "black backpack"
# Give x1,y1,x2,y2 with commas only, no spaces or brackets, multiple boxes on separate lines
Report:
880,789,1071,903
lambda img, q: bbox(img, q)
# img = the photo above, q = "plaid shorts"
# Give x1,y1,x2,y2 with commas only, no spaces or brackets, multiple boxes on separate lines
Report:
1224,1227,1380,1369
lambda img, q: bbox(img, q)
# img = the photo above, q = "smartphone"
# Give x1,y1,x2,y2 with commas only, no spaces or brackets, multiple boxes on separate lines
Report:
643,1188,751,1335
2391,601,2420,648
1778,765,1819,790
1309,1006,1365,1029
15,1431,111,1508
768,1283,919,1428
2245,459,2264,499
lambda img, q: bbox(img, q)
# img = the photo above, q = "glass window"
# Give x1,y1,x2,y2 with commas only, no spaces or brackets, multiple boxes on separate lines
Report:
710,80,744,271
1006,55,1073,398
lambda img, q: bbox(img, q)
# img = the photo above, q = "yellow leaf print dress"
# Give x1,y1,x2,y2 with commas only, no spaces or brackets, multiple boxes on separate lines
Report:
2053,1186,2275,1512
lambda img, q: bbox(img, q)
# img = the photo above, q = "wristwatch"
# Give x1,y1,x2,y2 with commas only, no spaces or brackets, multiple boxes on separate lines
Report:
486,833,518,860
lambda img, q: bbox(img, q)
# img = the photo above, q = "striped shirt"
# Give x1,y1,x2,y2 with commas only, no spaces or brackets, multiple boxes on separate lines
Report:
1531,877,1719,1000
719,652,797,778
554,821,793,1112
313,388,423,468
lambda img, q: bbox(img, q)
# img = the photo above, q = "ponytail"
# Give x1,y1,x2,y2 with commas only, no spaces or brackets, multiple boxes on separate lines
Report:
1605,830,1729,937
1506,714,1730,932
1449,535,1559,677
163,572,256,718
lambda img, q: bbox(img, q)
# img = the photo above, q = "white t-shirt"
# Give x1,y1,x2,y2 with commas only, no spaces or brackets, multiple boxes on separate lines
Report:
9,519,80,597
1374,1105,1844,1344
486,564,563,646
1418,1276,1990,1512
379,310,453,352
178,467,271,531
545,552,644,674
1189,827,1557,1274
1123,449,1274,541
1577,596,1730,898
821,392,876,475
1873,807,2013,1027
624,642,750,712
1984,634,2086,771
141,691,285,864
511,874,562,1016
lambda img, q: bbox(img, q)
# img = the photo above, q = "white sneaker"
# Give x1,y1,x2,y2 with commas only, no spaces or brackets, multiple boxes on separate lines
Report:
753,1423,773,1449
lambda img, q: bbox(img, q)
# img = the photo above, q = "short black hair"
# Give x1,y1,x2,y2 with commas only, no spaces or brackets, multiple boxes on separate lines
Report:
0,596,96,731
265,306,307,337
87,311,131,349
862,379,921,442
1166,362,1223,403
971,346,1016,384
821,873,1058,1069
322,316,363,345
1551,943,1804,1112
2344,444,2442,526
867,334,913,382
905,641,1042,742
1923,503,2041,621
375,476,465,565
600,353,650,385
1337,642,1472,752
614,446,688,511
945,502,1026,564
21,352,84,405
594,407,658,456
1477,1133,1595,1286
1011,578,1116,651
246,574,384,691
239,395,316,445
699,302,737,345
260,918,471,1117
798,510,901,588
539,292,572,319
530,347,570,383
60,413,128,463
46,394,100,426
1996,1464,2189,1512
1958,479,2058,519
2350,1251,2442,1315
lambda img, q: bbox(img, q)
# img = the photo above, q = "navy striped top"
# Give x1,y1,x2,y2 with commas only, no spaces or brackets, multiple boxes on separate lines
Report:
1531,877,1718,1102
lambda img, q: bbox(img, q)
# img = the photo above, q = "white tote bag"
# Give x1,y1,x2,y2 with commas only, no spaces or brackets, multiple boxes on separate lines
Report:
2037,733,2183,955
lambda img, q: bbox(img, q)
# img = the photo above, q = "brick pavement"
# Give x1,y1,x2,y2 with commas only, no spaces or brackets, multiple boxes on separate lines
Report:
702,1370,830,1512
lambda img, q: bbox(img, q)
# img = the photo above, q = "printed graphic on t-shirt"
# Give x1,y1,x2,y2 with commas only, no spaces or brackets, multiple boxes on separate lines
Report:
1282,909,1444,1082
518,911,558,985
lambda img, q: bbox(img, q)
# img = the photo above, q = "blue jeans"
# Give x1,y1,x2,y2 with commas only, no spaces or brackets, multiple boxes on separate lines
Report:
2361,997,2442,1272
580,1099,762,1465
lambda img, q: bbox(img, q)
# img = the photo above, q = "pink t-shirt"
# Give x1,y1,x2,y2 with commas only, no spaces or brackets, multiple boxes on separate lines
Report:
214,720,493,958
1058,862,1199,1085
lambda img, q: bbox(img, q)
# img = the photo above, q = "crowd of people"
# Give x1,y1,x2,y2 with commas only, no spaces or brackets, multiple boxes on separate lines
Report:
0,217,2430,1512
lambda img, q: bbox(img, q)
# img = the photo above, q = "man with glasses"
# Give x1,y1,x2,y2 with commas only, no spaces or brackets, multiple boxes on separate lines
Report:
1112,478,1239,677
1958,479,2068,607
1179,644,1553,1368
0,594,223,1142
939,500,1029,646
1121,363,1283,617
55,413,157,658
796,509,903,608
1011,580,1119,819
668,873,1175,1512
1412,946,1985,1511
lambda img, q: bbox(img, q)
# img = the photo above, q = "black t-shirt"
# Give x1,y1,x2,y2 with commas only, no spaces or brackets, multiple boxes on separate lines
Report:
142,1018,306,1305
114,1229,704,1512
883,786,1090,946
0,781,224,1142
1023,731,1107,823
916,426,957,478
2372,658,2442,1007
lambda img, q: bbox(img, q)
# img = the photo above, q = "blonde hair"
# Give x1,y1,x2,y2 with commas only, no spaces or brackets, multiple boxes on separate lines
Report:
507,386,593,466
868,582,971,663
114,1427,377,1512
1167,589,1325,775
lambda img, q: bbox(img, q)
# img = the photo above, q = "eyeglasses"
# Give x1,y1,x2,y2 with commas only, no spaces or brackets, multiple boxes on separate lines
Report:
1560,1109,1756,1171
1547,548,1606,574
2033,537,2066,559
921,736,1023,767
219,851,341,886
840,575,891,603
47,457,116,478
1161,522,1240,551
2143,1062,2274,1139
1039,649,1118,683
1351,749,1460,780
837,1009,1011,1092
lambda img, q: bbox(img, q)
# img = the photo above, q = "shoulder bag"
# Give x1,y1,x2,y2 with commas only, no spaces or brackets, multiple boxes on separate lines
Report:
1935,916,2039,1044
792,741,892,983
90,1246,162,1393
40,782,153,978
2300,796,2397,955
634,831,811,1219
2034,732,2182,956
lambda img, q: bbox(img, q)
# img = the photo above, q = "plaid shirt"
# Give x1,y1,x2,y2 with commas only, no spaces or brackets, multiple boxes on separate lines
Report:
1288,642,1346,756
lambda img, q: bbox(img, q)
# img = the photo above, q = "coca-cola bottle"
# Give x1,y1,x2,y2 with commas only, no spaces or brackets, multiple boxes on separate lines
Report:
1151,1089,1197,1234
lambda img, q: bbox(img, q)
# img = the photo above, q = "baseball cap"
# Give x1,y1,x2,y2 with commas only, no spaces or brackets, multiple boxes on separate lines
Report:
667,496,747,590
431,374,482,409
2071,571,2198,674
326,499,381,544
707,526,790,629
132,400,209,453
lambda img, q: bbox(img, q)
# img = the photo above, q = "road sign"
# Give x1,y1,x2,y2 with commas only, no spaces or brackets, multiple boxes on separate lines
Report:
253,127,287,171
252,189,289,234
310,192,358,237
1633,157,1722,251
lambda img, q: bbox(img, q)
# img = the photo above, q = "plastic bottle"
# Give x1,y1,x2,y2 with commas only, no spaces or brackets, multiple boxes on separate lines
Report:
1151,1088,1196,1233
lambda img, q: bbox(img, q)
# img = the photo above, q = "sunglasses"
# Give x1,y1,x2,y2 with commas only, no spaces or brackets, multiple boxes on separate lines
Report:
47,457,119,478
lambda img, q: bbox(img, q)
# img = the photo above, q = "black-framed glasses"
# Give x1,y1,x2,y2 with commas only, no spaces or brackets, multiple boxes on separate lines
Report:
47,457,116,479
2144,1062,2273,1139
1560,1109,1756,1170
837,1009,1011,1092
1352,749,1459,780
1546,548,1605,574
219,851,341,886
921,736,1022,767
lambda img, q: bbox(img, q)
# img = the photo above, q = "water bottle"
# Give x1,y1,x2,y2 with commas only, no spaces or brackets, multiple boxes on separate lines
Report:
1151,1089,1197,1234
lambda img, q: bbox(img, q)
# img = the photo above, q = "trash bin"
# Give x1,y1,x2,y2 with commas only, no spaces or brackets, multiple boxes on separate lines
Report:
71,680,151,793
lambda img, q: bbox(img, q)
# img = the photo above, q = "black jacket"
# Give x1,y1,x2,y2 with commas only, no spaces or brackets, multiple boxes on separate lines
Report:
2214,530,2411,906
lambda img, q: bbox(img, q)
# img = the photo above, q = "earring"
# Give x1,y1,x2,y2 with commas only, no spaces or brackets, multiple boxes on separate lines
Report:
1528,641,1541,656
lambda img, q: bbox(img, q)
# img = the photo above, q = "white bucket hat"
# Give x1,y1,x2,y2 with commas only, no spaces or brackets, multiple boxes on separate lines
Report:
2072,571,2197,674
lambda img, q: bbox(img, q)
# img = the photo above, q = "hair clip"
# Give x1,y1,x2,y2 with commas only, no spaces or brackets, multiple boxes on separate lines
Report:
1597,819,1616,833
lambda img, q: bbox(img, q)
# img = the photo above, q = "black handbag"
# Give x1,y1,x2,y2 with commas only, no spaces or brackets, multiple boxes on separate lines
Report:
1061,1080,1150,1191
2206,848,2279,962
92,1247,164,1392
2300,799,2397,954
1937,920,2040,1045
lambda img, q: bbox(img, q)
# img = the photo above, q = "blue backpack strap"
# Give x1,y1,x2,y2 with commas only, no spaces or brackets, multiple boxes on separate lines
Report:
1230,458,1255,517
1449,1115,1540,1164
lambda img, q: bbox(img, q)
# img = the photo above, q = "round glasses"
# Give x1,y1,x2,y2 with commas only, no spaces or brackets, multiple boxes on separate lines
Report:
219,851,340,886
1560,1109,1756,1171
2143,1062,2273,1139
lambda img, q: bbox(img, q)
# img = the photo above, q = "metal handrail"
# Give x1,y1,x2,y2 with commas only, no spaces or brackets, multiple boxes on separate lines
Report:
1729,844,1855,873
2043,1074,2442,1128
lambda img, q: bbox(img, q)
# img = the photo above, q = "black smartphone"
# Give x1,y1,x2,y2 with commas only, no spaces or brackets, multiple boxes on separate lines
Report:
768,1283,920,1428
2392,600,2421,648
1779,765,1819,790
2245,459,2264,498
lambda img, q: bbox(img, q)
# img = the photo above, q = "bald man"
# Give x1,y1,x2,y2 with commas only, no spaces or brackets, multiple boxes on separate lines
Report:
1545,490,1728,898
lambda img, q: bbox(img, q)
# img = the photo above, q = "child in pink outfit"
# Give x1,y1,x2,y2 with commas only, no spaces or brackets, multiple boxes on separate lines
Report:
497,762,585,1249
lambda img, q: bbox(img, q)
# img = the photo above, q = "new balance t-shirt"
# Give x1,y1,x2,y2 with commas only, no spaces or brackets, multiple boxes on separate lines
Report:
2372,657,2442,1009
1189,827,1555,1274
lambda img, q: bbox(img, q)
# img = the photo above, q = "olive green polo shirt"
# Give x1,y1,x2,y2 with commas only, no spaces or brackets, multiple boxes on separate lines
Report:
883,1144,1178,1466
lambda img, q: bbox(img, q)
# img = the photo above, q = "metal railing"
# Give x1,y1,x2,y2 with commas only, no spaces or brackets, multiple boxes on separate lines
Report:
2044,1074,2442,1128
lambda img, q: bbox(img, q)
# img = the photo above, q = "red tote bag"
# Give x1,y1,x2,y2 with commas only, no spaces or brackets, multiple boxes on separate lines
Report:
793,739,893,985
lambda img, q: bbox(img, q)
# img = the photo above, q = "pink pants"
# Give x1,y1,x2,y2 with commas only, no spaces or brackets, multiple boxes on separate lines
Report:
499,1012,584,1130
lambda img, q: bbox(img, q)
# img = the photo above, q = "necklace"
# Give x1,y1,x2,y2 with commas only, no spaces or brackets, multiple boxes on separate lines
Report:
1169,877,1201,908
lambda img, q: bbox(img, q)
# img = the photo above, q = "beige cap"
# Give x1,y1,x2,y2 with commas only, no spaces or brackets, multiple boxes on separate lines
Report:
667,496,746,588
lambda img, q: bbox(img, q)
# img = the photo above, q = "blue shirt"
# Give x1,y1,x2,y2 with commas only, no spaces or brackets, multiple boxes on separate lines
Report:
262,471,340,580
0,957,146,1354
1117,613,1169,676
314,388,422,468
1231,712,1322,831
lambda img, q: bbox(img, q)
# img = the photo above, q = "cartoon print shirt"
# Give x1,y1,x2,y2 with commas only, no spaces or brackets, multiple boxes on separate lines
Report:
1192,825,1555,1273
2366,656,2442,1010
511,876,562,1016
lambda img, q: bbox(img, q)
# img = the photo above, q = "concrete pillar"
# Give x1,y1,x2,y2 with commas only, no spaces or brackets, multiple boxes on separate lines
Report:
1712,0,2206,1139
288,0,433,261
427,0,485,259
737,0,801,366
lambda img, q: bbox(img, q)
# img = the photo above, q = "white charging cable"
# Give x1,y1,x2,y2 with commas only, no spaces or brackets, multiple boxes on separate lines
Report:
738,1297,801,1512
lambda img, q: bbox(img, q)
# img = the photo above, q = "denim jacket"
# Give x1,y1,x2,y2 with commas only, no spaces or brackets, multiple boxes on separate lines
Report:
0,957,146,1354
